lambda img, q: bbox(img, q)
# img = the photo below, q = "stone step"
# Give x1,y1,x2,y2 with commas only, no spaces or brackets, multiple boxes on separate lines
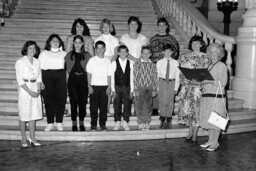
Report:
17,6,155,12
0,117,255,141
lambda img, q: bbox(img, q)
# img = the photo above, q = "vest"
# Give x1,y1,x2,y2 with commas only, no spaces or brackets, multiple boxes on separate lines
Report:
115,59,130,87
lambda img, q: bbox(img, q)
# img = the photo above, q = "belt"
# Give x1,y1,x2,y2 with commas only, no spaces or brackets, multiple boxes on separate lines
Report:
160,78,174,81
202,94,226,98
23,79,36,83
43,69,64,72
73,72,85,75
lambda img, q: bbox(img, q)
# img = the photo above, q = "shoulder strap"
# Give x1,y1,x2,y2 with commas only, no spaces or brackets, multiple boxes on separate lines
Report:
208,61,219,71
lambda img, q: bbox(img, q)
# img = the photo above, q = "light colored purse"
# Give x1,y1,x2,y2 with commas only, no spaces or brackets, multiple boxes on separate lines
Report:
208,81,229,130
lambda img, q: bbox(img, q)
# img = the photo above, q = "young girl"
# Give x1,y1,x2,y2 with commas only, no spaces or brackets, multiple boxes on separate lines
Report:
95,19,119,113
65,35,91,131
94,18,119,61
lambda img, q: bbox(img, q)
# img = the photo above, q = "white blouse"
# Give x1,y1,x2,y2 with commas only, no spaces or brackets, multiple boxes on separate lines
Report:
38,50,67,70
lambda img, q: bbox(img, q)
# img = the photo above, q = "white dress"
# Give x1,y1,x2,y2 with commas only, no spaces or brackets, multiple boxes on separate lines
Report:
15,56,43,121
120,33,148,59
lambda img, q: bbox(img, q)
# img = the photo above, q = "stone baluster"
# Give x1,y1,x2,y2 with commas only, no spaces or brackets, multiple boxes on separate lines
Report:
225,43,233,77
191,21,196,36
183,12,188,32
179,7,183,26
187,16,192,36
172,1,176,18
175,3,179,21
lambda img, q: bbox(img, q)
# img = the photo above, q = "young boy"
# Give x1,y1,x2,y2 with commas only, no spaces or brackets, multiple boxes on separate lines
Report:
86,41,111,131
111,45,134,131
134,46,158,130
156,44,180,129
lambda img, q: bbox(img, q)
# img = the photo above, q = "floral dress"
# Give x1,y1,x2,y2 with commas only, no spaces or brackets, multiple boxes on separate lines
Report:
178,52,211,126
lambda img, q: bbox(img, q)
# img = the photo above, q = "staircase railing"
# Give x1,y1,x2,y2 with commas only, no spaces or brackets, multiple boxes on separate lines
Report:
0,0,18,17
154,0,236,78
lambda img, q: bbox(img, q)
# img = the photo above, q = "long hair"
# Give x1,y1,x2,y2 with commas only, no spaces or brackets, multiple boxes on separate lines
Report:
21,40,40,59
71,18,90,36
44,34,65,51
70,35,85,60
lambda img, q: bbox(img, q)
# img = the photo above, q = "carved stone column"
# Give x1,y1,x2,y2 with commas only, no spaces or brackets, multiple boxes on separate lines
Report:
232,0,256,108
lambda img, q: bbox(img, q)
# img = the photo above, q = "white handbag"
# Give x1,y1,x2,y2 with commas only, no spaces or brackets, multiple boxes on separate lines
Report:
208,81,229,130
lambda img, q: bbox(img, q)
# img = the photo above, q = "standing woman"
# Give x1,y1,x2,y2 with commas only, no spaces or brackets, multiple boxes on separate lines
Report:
15,41,43,147
120,16,148,61
65,35,91,131
199,43,227,151
66,18,94,56
94,18,119,61
39,34,67,131
178,35,211,143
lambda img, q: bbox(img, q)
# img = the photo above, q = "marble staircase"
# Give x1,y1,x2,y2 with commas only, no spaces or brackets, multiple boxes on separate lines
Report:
0,0,255,141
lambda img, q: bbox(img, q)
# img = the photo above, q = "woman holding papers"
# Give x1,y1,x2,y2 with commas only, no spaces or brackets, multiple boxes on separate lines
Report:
199,43,228,151
178,35,211,144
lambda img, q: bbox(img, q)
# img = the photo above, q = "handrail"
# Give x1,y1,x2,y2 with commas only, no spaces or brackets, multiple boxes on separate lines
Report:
154,0,236,77
1,0,18,17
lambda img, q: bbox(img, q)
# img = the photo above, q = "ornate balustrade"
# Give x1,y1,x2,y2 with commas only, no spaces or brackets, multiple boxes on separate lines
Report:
154,0,236,79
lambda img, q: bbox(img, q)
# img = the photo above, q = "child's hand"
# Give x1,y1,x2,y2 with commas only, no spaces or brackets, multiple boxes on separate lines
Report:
106,86,111,95
152,91,157,97
89,86,94,94
112,91,117,99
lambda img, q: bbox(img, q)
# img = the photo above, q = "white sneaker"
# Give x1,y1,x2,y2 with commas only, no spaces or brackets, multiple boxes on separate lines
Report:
122,121,130,131
144,123,150,131
138,124,145,130
44,124,54,132
113,121,121,131
56,123,64,131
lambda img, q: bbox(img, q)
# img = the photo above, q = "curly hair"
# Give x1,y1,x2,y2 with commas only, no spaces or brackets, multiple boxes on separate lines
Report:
71,18,90,36
128,16,142,33
188,35,207,52
99,18,116,36
206,43,225,60
157,17,170,33
21,40,40,58
44,34,65,51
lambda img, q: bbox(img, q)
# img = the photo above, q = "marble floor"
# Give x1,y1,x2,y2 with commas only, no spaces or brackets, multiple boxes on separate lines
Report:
0,132,256,171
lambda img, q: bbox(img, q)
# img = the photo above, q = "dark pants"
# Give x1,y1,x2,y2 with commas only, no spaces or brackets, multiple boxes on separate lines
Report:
113,86,131,122
135,87,152,124
68,73,88,121
90,86,108,127
42,69,67,124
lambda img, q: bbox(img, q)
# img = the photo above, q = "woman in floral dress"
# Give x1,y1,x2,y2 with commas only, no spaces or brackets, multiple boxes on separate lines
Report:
178,35,210,143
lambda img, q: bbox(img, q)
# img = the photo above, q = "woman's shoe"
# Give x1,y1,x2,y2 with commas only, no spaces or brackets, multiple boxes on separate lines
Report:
184,137,192,142
206,144,219,151
200,142,212,148
28,138,41,146
79,125,86,131
21,140,28,148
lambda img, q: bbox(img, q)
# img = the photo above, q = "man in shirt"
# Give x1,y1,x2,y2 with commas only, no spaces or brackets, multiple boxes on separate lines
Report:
86,41,111,131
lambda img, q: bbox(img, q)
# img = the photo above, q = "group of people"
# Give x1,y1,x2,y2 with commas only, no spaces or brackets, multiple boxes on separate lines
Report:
15,16,228,152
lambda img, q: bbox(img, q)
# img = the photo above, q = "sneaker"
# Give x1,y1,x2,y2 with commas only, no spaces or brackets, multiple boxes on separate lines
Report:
91,126,97,131
113,121,121,131
143,123,150,131
44,124,54,132
122,121,130,131
138,124,145,130
56,123,64,131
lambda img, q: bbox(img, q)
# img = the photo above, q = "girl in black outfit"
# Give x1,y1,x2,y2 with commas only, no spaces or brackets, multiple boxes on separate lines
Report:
65,35,91,131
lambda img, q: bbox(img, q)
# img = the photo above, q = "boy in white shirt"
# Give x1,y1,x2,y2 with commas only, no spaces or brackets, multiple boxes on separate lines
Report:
86,41,111,131
156,44,180,129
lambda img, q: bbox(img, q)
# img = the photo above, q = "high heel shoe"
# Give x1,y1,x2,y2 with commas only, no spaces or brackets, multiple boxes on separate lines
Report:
206,144,219,151
200,142,212,148
28,138,41,146
21,140,28,148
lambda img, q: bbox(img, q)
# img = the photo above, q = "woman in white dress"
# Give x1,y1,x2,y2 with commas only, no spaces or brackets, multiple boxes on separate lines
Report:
120,16,148,61
15,41,44,147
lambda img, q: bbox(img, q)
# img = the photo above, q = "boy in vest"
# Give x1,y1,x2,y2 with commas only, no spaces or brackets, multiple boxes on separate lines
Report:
111,45,134,131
